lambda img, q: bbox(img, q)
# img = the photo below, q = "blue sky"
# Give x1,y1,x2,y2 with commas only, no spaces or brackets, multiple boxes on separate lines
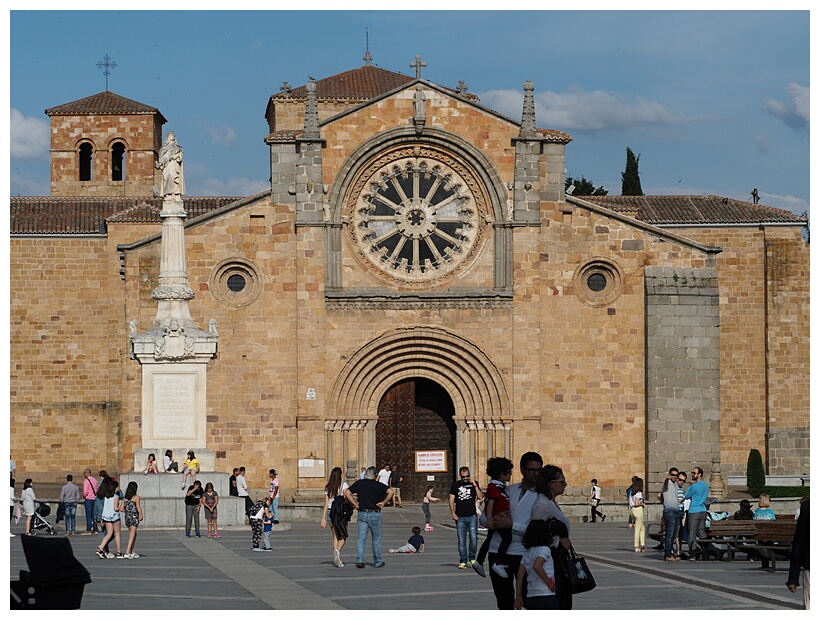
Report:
7,8,811,216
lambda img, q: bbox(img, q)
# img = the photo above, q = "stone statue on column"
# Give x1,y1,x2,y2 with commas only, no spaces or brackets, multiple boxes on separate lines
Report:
157,131,185,197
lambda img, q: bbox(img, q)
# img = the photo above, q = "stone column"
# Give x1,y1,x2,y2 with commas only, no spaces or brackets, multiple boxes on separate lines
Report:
130,141,218,471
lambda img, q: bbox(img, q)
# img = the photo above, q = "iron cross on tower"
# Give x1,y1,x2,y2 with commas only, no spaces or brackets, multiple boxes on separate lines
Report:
97,54,117,91
410,55,426,79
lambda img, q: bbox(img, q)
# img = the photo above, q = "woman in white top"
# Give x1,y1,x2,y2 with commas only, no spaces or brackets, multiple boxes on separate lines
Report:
21,479,36,536
630,477,646,552
531,465,573,610
96,477,125,559
320,467,350,568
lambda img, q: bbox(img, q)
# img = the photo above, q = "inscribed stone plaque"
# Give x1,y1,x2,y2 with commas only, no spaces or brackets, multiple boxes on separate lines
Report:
141,363,207,448
152,373,196,438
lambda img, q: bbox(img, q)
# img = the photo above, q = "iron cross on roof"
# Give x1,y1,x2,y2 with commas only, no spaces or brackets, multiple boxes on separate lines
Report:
97,54,117,91
410,55,426,79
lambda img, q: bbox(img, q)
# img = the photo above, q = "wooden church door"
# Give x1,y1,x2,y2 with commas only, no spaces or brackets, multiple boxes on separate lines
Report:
376,378,456,502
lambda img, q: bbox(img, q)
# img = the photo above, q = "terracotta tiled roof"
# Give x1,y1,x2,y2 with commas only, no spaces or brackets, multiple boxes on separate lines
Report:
264,130,302,143
585,195,807,226
536,128,573,143
45,91,167,122
274,65,414,101
10,196,239,235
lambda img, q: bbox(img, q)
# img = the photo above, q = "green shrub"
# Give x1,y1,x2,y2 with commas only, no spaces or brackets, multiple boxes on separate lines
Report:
746,449,766,497
763,486,810,499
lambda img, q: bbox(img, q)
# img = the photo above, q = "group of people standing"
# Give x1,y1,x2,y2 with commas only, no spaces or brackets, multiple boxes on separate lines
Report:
655,466,710,561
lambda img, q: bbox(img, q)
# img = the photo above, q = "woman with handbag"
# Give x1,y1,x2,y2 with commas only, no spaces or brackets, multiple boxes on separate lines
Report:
320,467,350,568
531,465,573,610
630,477,647,552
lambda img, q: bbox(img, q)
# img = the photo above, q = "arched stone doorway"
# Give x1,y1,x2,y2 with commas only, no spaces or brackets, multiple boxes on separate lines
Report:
376,377,456,502
327,326,512,490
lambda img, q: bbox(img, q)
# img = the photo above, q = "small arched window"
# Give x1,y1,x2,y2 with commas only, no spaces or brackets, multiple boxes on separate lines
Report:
111,142,126,181
79,143,93,181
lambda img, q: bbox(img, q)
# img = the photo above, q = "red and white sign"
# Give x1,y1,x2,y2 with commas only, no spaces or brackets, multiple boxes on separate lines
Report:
415,450,448,472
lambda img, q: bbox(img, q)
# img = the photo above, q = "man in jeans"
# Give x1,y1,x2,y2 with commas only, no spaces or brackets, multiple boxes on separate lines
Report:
344,466,393,568
81,469,98,534
660,468,683,561
449,466,484,569
684,466,710,561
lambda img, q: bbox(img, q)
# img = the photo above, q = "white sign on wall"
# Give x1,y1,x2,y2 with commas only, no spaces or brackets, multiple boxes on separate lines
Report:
415,450,448,473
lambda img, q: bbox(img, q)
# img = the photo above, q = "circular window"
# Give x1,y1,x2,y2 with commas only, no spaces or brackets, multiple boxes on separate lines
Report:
573,259,622,307
227,274,246,292
210,259,261,308
345,145,488,288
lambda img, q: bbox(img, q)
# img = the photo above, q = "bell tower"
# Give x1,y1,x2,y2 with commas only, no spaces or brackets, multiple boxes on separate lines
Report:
45,91,166,197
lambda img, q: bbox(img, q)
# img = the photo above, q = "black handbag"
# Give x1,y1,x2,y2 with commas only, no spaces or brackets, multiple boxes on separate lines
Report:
566,545,596,594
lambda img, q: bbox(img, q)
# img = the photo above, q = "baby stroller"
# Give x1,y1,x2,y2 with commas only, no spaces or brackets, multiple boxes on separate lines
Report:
30,502,57,536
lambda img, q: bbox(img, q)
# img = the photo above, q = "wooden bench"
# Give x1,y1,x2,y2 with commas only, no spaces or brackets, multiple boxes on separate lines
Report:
736,520,797,572
695,520,757,561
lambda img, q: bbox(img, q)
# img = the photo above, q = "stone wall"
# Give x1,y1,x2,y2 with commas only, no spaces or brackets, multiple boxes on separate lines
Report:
645,267,721,491
675,226,809,477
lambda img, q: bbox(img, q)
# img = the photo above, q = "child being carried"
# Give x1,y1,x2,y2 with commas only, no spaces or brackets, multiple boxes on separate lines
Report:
473,456,514,578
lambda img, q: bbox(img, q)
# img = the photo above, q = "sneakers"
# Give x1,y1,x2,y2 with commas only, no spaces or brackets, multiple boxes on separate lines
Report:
206,533,212,538
602,515,607,522
388,549,398,553
333,549,341,566
374,562,385,568
186,533,191,538
665,556,680,562
127,553,140,559
95,548,106,559
356,562,365,568
491,563,509,578
115,552,126,559
195,533,201,537
252,547,265,552
477,526,487,531
106,552,115,559
81,531,94,535
214,533,221,538
472,561,487,578
458,562,468,569
338,560,345,568
424,524,434,531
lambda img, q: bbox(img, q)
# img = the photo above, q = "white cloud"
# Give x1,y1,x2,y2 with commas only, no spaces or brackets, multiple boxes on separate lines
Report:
478,87,682,131
195,177,268,197
10,109,49,159
764,83,809,130
759,191,809,217
202,123,237,147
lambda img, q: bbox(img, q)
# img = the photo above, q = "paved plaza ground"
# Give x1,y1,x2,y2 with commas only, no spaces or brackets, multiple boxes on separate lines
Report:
9,503,802,610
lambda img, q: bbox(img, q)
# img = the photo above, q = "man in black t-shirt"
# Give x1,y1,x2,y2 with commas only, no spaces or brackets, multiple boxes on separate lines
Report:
345,466,394,568
388,465,403,508
184,481,204,537
228,468,238,497
449,466,484,569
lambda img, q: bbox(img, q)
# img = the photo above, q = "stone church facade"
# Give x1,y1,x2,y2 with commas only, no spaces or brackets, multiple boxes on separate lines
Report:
10,61,809,500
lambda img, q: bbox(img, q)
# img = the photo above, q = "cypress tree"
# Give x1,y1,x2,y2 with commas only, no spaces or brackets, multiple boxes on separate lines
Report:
621,147,644,196
746,448,766,497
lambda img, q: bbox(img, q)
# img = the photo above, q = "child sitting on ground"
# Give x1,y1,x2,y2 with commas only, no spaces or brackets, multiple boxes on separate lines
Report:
514,519,558,610
472,456,514,578
389,526,425,553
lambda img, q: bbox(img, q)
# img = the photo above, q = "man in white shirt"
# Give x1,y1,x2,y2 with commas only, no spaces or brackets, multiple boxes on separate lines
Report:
486,451,543,610
588,479,606,523
237,467,252,515
377,464,391,486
